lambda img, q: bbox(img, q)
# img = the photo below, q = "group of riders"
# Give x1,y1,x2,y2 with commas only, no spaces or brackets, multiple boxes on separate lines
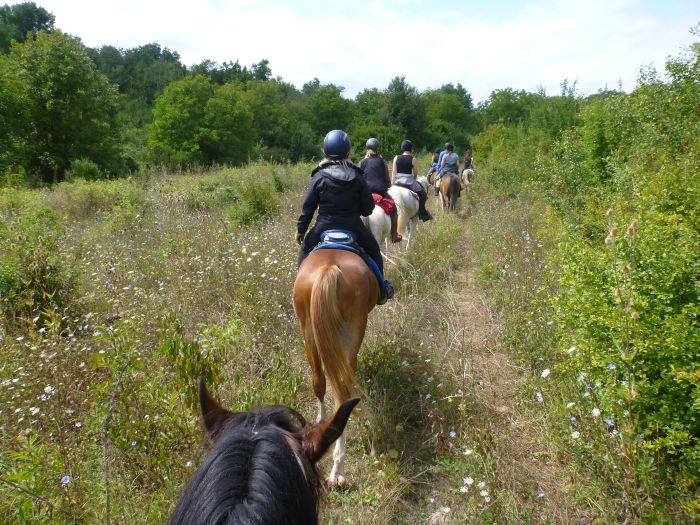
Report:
296,129,474,306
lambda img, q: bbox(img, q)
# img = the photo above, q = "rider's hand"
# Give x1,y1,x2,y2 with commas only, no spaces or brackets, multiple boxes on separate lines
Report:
296,232,305,245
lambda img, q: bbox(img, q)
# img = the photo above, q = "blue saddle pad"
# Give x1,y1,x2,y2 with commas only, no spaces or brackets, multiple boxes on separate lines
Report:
311,229,384,288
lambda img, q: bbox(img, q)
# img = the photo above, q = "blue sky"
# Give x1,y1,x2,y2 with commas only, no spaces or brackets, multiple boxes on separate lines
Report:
40,0,698,102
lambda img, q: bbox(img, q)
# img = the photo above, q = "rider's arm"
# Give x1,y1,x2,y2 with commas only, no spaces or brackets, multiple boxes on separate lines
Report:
412,157,418,178
296,178,320,234
358,177,374,217
391,156,397,184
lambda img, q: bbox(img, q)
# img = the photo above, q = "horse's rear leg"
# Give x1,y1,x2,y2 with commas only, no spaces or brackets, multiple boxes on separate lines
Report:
303,324,327,422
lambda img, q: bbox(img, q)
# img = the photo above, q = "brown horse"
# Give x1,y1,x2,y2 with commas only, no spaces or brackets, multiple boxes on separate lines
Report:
439,172,460,212
293,248,379,485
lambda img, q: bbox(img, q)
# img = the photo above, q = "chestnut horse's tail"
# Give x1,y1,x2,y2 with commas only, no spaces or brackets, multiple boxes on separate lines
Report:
310,264,354,403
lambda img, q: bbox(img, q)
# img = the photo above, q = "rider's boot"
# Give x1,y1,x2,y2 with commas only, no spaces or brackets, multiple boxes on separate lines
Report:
418,194,433,221
377,279,395,305
390,210,402,243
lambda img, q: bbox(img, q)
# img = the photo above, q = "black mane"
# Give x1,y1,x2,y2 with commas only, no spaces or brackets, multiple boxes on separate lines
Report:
168,406,321,525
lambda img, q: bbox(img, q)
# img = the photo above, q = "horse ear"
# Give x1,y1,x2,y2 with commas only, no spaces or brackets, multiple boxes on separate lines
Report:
198,378,231,438
302,397,360,463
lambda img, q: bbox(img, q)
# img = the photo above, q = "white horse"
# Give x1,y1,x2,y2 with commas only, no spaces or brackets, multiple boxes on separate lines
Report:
387,176,428,250
361,204,391,251
461,168,474,186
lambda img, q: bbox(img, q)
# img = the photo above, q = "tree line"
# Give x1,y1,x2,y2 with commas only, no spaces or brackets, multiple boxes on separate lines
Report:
0,1,583,185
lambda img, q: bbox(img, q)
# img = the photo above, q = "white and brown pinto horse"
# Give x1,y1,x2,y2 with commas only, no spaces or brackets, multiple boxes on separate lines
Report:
387,175,428,250
293,249,379,486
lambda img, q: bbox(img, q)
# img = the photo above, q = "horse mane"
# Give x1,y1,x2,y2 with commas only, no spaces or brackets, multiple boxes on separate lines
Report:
168,406,321,525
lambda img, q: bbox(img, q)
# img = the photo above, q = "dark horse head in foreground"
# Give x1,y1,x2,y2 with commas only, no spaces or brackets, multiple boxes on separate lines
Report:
168,379,360,525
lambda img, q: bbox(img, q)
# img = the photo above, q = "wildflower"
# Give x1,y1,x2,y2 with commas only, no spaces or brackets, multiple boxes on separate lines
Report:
75,422,82,428
463,476,474,486
449,431,457,438
567,346,576,354
608,363,617,370
484,496,491,503
131,441,137,447
61,475,71,485
477,481,486,489
610,226,619,237
603,418,615,428
604,235,614,245
460,486,469,493
185,460,193,468
571,431,580,439
480,490,489,497
566,402,575,408
591,408,601,417
30,407,40,415
535,391,544,403
44,385,54,395
537,490,546,498
463,448,474,456
569,416,578,427
540,368,550,378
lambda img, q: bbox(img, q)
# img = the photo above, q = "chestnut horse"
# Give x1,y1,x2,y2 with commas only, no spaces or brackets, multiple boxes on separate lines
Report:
439,172,460,212
168,379,360,525
293,248,379,485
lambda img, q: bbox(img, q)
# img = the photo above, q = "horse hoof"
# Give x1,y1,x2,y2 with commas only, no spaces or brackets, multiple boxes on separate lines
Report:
391,235,403,243
325,474,347,489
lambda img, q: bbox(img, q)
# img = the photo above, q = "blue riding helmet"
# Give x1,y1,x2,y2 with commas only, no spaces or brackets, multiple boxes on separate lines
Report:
323,130,351,159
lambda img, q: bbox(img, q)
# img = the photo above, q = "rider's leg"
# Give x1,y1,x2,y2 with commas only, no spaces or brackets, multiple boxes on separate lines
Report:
355,224,394,303
390,208,402,242
418,190,433,221
297,226,321,268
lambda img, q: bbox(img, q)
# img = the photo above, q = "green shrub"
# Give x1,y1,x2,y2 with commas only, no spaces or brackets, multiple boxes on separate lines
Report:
0,207,74,330
68,158,101,181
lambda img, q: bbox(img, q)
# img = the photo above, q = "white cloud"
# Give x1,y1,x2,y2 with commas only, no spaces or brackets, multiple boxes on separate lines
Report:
40,0,698,101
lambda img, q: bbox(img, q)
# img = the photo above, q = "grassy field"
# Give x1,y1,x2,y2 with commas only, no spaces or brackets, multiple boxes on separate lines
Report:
0,162,695,523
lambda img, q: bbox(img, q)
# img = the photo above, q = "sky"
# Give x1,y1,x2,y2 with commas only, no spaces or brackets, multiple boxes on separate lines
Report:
39,0,699,102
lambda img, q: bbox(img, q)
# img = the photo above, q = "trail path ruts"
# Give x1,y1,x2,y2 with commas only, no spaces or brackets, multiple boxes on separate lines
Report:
421,224,588,525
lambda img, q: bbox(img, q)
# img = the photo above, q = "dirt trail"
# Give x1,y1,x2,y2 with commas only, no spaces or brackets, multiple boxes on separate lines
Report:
420,227,586,524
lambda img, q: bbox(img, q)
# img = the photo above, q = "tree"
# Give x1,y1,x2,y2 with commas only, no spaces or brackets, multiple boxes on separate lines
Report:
303,79,355,137
0,2,54,53
148,76,255,168
4,30,122,182
384,76,428,147
239,80,290,154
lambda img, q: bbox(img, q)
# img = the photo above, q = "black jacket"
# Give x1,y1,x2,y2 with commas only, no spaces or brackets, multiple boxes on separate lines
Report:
359,155,390,194
297,162,374,234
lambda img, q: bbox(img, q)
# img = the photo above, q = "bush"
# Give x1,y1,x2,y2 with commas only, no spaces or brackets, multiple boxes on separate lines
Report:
68,158,101,181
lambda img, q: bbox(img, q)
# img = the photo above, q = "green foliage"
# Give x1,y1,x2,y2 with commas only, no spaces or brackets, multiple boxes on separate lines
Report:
157,314,222,410
469,45,700,517
0,205,73,329
0,1,54,53
148,76,256,168
2,30,123,182
67,158,101,181
303,79,355,137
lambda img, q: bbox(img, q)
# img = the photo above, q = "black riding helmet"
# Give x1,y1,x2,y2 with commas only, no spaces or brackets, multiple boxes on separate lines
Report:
323,130,351,159
400,140,412,151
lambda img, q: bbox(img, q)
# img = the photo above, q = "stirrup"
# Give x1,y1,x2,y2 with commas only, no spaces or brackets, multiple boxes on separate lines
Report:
377,281,395,305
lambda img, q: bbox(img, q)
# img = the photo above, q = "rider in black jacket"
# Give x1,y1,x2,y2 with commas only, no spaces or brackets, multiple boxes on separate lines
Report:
296,130,395,303
360,137,402,243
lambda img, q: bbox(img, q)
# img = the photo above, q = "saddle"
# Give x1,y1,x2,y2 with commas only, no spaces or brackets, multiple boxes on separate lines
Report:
311,230,384,290
373,193,395,215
